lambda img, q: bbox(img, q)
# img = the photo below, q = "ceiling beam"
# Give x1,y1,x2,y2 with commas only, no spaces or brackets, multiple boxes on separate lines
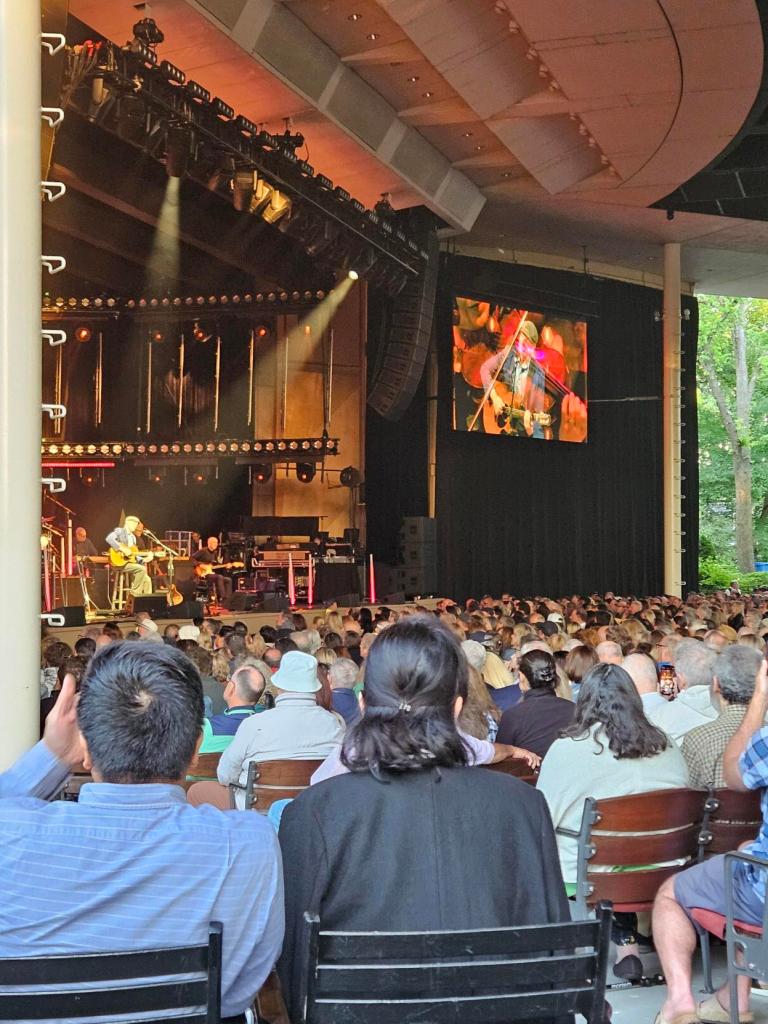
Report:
186,0,486,232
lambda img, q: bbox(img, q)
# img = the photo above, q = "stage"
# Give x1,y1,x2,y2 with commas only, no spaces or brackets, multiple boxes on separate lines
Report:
48,599,443,647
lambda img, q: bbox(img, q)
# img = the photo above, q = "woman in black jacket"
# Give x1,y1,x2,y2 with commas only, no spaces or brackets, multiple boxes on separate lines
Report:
277,615,570,1020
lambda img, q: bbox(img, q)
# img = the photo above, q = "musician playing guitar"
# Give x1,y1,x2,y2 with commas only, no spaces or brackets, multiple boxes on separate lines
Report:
192,536,234,608
105,515,153,597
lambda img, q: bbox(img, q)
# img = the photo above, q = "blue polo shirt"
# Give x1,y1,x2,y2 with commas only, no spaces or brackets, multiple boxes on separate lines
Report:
208,705,264,736
0,743,284,1016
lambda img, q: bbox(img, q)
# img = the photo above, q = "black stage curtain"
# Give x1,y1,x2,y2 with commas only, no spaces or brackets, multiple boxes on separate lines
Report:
366,254,699,601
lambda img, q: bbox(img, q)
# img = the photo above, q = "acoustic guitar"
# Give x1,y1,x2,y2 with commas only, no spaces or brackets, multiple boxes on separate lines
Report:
194,560,244,579
109,546,155,568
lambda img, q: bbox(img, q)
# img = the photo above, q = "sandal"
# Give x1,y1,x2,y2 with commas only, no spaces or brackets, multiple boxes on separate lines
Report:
653,1013,699,1024
698,994,754,1024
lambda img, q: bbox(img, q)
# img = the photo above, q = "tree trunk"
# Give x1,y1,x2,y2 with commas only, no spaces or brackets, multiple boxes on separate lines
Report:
734,446,754,572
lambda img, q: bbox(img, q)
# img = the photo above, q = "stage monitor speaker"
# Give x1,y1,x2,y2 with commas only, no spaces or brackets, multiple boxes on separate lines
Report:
58,578,84,607
170,600,204,620
367,227,439,421
133,594,172,620
50,605,86,628
262,594,290,613
229,592,263,613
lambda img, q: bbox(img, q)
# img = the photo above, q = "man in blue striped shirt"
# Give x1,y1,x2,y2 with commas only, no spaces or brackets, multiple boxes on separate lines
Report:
0,642,284,1022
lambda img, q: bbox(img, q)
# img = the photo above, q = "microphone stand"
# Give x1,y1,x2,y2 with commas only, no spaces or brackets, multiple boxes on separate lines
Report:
143,529,181,605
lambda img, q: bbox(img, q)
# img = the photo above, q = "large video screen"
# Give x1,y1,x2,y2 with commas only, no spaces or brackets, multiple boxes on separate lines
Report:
451,297,588,443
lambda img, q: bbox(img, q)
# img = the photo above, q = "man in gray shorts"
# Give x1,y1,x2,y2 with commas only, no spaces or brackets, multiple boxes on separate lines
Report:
652,657,768,1024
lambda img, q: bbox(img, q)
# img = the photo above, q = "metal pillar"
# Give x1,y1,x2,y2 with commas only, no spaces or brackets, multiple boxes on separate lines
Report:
0,1,43,765
663,243,683,597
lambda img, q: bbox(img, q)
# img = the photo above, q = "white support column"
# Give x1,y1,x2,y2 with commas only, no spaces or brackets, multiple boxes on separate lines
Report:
663,243,683,597
0,1,43,765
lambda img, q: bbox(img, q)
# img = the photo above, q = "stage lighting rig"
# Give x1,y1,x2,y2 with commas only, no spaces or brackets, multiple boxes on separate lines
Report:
212,97,234,121
279,117,304,154
253,464,273,483
374,192,395,216
159,59,185,86
296,463,316,483
192,321,212,343
132,17,164,48
165,122,193,177
186,80,210,104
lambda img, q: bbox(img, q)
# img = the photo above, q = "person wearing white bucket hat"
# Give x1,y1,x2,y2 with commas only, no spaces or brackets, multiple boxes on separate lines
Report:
214,651,345,809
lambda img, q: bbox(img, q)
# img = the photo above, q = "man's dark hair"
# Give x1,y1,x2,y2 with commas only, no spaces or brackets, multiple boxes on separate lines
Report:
219,625,235,641
342,616,469,778
233,621,248,636
57,654,90,689
291,613,307,631
260,625,277,644
43,641,72,668
74,636,96,660
225,633,247,659
78,641,204,783
275,636,298,655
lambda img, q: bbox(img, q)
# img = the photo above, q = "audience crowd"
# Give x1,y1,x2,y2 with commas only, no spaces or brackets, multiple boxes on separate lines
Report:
19,586,768,1023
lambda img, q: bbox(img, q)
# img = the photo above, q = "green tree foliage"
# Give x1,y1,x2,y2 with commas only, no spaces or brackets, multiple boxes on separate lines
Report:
698,295,768,571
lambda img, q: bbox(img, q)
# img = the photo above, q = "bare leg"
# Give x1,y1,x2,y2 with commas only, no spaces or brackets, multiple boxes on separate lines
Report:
712,971,752,1015
653,876,698,1019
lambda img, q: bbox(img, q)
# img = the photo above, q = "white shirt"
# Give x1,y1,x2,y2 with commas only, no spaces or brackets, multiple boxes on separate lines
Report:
310,731,496,785
218,693,345,807
646,685,718,744
641,691,667,714
537,724,689,883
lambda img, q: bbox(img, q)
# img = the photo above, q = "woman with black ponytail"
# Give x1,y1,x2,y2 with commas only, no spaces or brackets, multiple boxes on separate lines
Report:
277,616,571,1019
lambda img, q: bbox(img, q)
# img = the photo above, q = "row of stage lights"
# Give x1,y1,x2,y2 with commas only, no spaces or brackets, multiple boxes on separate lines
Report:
74,28,426,288
62,461,320,487
42,290,328,311
42,438,338,458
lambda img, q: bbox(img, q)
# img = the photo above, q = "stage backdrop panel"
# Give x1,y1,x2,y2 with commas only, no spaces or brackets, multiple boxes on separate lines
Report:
366,254,698,600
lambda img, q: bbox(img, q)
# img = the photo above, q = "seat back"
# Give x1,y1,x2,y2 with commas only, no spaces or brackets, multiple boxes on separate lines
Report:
487,758,536,778
699,788,762,858
574,788,707,915
301,904,612,1024
245,758,324,811
185,751,224,789
0,922,222,1023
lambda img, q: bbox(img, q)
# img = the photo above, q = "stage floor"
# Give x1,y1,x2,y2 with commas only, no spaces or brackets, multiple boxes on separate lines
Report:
48,600,442,647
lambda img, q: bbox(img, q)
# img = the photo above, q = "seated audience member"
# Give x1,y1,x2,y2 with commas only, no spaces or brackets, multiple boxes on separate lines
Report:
178,624,201,643
460,665,501,741
277,616,570,1019
163,623,179,645
596,640,623,665
0,643,283,1023
39,655,89,734
564,643,598,701
74,636,96,660
681,645,760,789
210,651,345,809
703,628,730,653
135,614,163,644
647,638,718,742
263,646,282,674
538,662,688,982
653,655,768,1024
180,642,224,718
208,663,268,736
328,657,361,726
483,650,521,711
40,640,72,697
623,651,666,714
496,649,575,758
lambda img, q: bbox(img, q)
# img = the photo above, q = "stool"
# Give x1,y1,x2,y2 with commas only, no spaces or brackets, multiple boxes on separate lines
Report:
110,570,130,613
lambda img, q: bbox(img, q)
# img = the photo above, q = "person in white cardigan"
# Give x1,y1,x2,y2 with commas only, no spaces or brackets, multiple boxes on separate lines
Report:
537,662,689,982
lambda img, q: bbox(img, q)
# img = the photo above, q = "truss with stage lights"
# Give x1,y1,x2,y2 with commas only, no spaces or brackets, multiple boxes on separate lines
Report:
63,22,427,295
41,289,328,319
41,437,339,464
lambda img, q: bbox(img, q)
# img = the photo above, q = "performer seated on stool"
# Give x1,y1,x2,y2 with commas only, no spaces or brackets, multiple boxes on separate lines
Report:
105,515,153,597
192,536,233,608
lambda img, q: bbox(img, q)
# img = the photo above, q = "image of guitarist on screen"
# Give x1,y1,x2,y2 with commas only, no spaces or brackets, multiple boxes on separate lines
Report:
477,312,588,443
105,515,153,596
